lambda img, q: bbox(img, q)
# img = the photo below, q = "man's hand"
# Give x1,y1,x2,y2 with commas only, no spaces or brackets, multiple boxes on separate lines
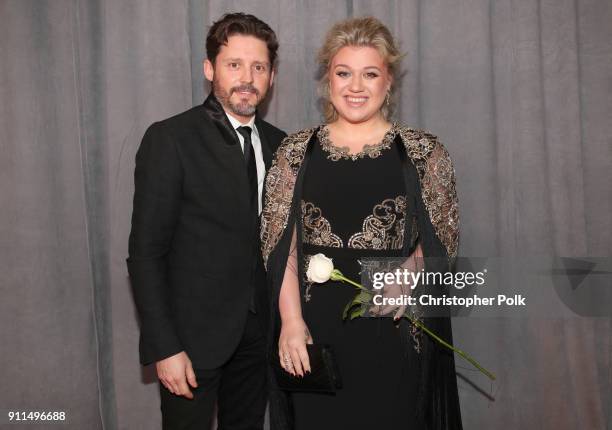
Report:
156,351,198,399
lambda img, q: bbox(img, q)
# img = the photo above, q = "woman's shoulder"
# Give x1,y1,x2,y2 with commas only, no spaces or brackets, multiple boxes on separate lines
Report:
280,125,321,145
275,126,321,156
271,125,322,170
394,123,451,161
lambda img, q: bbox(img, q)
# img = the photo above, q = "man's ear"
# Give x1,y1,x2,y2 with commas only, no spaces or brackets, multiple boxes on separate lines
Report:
269,68,275,88
204,59,214,82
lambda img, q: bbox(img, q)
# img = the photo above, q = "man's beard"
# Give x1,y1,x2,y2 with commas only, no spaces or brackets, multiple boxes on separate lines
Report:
213,81,262,117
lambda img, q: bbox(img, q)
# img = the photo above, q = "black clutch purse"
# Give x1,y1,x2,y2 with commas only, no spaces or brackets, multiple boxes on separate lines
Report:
272,344,342,393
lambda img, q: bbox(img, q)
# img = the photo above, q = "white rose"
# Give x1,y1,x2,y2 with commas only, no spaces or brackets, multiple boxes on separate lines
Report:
306,253,335,283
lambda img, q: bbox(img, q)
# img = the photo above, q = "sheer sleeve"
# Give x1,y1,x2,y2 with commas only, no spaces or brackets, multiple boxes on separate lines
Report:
278,226,303,321
399,127,459,261
378,134,459,313
261,142,298,268
285,227,299,277
415,138,459,262
261,128,316,268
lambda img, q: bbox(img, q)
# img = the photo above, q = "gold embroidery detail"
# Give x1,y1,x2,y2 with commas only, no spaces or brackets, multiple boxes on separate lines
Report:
261,125,459,267
301,200,344,247
398,127,459,260
260,128,315,267
302,254,314,302
318,123,399,161
408,307,424,353
347,196,406,249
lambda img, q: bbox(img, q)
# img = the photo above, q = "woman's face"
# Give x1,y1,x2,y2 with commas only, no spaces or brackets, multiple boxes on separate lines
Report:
328,45,391,124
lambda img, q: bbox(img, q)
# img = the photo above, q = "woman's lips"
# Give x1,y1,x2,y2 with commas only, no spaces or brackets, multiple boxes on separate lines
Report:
344,96,368,107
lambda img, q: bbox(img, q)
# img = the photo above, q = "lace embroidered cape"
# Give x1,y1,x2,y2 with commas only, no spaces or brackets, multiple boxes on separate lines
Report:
261,125,459,268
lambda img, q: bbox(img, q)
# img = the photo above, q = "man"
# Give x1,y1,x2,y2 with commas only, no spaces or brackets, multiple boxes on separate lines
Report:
127,13,286,429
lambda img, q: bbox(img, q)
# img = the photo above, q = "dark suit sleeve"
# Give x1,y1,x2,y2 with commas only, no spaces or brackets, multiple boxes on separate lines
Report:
127,122,183,365
273,129,287,152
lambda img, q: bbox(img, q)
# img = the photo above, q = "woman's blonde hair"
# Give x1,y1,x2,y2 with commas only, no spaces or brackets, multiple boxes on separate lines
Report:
317,17,402,122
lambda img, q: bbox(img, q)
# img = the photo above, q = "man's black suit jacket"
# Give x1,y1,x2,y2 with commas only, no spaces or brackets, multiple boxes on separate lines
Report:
127,94,286,368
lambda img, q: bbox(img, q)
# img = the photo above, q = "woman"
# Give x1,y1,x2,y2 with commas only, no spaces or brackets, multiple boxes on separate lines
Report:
261,17,462,429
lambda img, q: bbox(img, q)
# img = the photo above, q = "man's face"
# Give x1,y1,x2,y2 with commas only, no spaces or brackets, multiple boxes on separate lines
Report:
204,34,274,122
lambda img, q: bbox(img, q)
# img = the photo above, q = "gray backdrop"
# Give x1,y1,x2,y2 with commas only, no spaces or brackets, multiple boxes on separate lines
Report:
1,0,611,429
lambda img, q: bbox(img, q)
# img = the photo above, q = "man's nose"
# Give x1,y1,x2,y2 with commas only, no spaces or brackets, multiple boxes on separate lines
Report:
241,65,254,83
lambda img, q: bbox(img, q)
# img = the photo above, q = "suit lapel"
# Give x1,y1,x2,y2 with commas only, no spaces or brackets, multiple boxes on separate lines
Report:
202,93,241,146
200,94,249,212
203,93,274,168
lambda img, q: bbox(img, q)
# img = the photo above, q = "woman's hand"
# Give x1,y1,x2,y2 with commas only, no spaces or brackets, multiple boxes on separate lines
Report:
371,243,424,320
279,317,313,377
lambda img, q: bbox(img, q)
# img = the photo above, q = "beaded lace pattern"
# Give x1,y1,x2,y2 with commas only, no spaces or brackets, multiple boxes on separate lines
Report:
317,123,399,161
261,125,459,267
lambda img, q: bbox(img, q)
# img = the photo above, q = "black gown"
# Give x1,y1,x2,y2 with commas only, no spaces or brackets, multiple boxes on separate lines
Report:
292,125,427,429
262,123,463,430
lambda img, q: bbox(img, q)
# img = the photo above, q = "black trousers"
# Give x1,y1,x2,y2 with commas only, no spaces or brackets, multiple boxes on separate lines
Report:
160,311,267,430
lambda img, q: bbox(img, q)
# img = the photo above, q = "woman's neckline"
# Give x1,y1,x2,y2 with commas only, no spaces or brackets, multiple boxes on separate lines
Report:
317,122,398,161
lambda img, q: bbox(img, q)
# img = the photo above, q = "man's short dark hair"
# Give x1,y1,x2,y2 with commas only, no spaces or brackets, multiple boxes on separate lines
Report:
206,13,279,67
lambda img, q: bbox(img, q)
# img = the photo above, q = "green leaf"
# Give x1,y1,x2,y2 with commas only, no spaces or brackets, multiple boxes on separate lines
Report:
342,301,352,319
354,290,372,304
349,305,366,320
342,290,374,320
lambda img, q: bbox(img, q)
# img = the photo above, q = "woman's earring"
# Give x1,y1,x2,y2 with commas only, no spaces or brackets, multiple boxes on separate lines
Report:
385,91,391,107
